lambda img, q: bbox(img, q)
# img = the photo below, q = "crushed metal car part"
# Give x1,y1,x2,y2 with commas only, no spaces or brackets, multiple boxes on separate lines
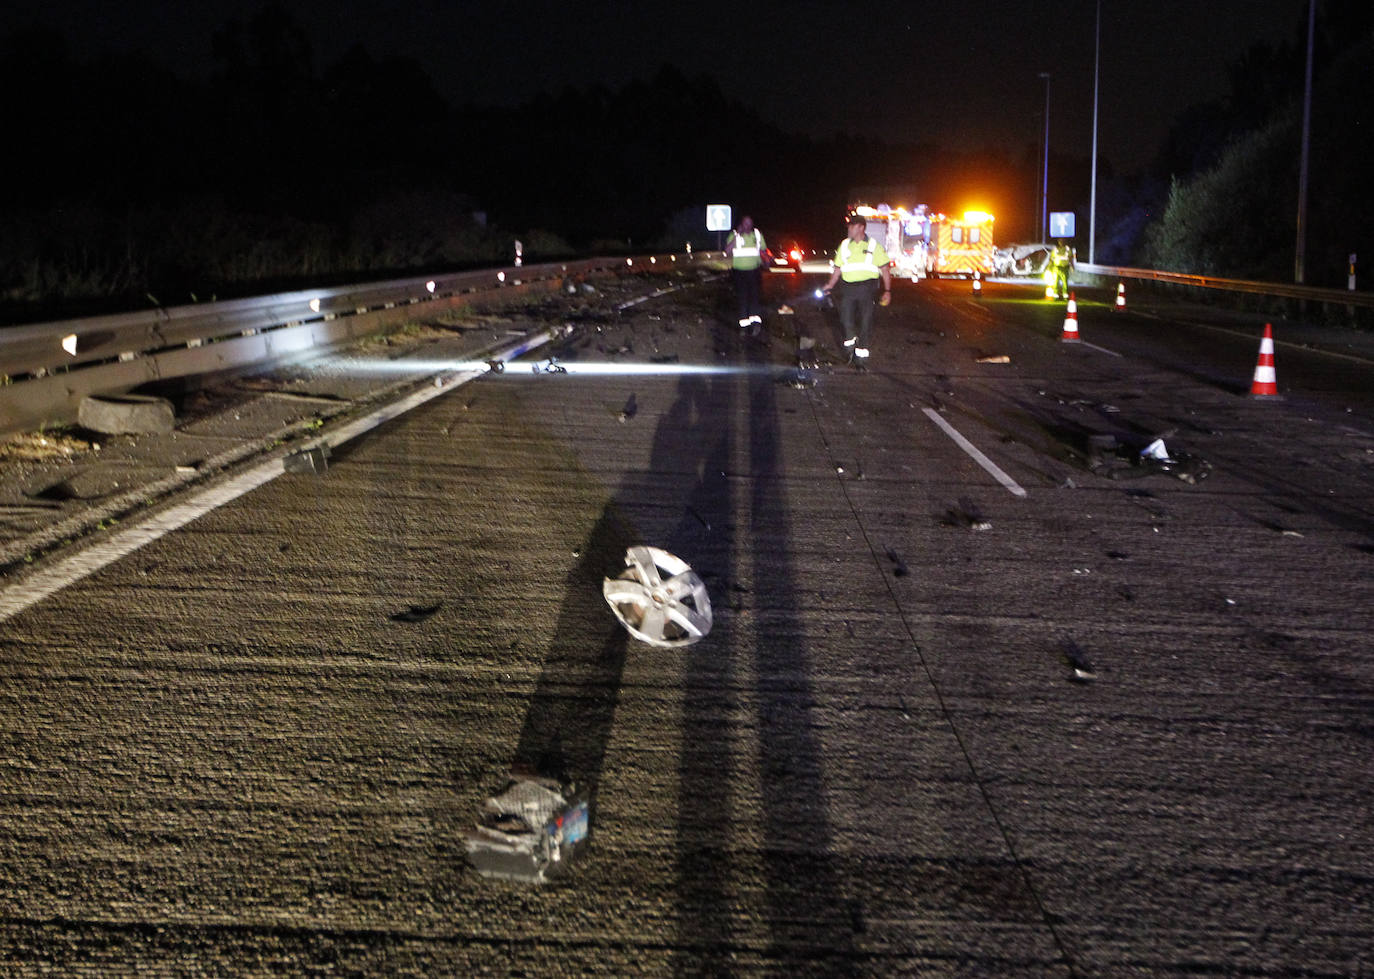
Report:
464,776,589,884
603,545,712,647
283,444,330,474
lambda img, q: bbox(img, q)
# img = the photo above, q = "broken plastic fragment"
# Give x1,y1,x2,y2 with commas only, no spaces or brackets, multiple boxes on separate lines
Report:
1140,438,1174,462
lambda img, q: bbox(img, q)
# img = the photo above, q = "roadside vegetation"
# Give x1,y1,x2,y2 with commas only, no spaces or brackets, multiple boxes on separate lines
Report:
1,2,1369,323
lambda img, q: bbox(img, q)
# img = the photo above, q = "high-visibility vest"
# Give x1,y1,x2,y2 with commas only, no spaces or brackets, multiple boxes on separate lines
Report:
731,230,765,270
838,237,884,281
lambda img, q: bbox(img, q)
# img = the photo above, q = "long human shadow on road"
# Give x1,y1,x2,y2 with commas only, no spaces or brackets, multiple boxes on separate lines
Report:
503,295,854,967
740,327,859,969
508,501,634,823
667,312,857,972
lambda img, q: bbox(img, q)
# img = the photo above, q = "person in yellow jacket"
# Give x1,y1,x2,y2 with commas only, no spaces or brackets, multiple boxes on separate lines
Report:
724,215,766,331
821,214,891,368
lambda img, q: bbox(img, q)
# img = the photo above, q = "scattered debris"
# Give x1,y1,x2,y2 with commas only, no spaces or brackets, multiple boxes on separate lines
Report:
0,429,93,462
976,354,1011,364
618,393,638,422
884,547,909,577
1082,431,1211,484
464,775,589,884
777,304,794,315
390,602,442,623
778,369,816,389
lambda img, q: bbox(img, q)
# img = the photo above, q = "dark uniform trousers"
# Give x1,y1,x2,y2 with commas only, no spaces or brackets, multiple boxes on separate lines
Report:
838,277,881,350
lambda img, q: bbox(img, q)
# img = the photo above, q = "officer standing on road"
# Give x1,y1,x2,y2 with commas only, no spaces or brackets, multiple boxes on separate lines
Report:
1049,241,1075,300
725,215,766,331
821,214,891,368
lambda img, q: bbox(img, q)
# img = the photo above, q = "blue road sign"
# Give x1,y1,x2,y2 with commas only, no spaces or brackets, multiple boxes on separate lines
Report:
1050,211,1076,239
706,205,732,232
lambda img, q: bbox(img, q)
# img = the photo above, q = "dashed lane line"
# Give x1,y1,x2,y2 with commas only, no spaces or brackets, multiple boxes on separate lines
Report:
922,407,1028,498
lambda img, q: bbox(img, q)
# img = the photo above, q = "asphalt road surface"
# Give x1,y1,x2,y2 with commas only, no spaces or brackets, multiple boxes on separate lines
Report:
2,270,1372,976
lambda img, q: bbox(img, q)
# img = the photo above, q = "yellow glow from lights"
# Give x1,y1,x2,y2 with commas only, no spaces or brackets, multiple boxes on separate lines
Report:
963,210,994,224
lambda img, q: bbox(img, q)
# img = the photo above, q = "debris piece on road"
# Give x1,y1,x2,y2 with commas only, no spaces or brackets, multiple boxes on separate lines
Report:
390,602,442,623
941,497,992,531
1060,640,1097,682
976,354,1011,363
1140,438,1174,462
883,547,909,577
777,304,794,315
464,776,589,885
603,545,712,647
618,393,638,422
283,444,330,474
687,505,711,532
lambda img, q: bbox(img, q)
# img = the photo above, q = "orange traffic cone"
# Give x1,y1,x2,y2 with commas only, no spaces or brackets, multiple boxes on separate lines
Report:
1060,292,1080,342
1114,282,1126,312
972,270,982,295
1249,323,1280,398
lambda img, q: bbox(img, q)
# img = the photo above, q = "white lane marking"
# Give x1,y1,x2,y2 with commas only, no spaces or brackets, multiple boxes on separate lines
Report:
922,408,1028,498
1077,340,1123,357
0,366,492,624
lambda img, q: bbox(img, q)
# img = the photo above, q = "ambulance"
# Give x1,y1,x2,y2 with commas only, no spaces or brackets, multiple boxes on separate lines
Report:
924,210,995,277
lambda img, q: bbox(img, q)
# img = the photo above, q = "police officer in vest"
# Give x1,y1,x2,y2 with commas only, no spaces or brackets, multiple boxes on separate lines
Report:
1048,241,1075,300
725,215,766,331
821,214,892,368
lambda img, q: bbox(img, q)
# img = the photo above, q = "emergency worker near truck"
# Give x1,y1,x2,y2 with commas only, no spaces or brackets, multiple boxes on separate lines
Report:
821,214,892,368
725,216,766,331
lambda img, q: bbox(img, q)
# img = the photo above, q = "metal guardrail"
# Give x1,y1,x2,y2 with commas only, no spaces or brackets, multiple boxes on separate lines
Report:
1077,263,1374,308
0,253,707,437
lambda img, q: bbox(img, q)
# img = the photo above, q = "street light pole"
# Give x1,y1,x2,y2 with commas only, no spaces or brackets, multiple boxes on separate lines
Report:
1039,72,1051,242
1295,0,1315,284
1089,0,1101,264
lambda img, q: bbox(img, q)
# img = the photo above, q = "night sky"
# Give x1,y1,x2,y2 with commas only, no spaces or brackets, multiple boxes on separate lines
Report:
7,0,1305,175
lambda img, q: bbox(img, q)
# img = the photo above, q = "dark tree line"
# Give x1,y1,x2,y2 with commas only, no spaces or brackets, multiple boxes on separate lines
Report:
2,1,1369,323
1126,2,1373,287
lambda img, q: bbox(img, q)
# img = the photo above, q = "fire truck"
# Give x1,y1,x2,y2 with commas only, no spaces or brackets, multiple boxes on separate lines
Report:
850,204,930,281
848,205,996,279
